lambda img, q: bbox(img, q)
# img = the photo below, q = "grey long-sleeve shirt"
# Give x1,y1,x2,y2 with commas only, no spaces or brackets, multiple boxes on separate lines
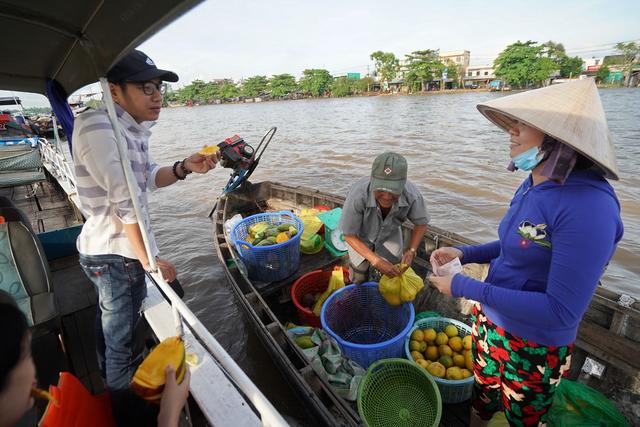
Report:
339,177,429,265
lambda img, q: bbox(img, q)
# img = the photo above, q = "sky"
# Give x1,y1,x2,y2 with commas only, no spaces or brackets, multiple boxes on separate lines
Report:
3,0,639,107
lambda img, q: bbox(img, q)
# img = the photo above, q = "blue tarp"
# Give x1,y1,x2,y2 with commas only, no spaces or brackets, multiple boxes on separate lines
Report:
46,79,74,156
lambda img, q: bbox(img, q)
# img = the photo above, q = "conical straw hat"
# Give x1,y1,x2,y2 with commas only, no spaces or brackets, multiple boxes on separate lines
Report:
477,78,619,180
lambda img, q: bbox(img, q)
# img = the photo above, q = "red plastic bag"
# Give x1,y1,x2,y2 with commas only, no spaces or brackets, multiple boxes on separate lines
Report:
39,372,116,427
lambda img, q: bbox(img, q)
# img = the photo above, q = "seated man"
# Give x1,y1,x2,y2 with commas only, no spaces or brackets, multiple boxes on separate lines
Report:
339,152,429,283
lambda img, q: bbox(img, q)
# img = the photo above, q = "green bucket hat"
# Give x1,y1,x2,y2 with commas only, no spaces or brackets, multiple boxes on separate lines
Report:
370,152,407,195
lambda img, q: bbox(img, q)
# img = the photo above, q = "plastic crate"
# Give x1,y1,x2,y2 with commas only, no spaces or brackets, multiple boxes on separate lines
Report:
358,358,442,427
404,317,474,403
290,268,350,327
232,211,303,282
321,283,414,369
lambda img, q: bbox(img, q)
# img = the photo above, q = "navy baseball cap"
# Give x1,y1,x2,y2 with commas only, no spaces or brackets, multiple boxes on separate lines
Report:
106,50,178,83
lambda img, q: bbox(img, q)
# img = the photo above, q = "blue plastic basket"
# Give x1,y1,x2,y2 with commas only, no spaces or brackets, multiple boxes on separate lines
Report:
231,211,304,282
404,317,474,403
321,283,415,369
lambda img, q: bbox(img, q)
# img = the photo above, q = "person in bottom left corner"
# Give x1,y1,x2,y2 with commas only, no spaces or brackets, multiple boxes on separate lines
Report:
72,50,215,423
0,292,191,427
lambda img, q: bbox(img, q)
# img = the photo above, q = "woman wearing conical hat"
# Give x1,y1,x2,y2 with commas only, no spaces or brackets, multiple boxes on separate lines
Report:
429,79,624,426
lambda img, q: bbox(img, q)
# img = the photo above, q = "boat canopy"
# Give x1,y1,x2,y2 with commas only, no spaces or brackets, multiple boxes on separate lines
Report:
0,0,202,95
0,96,21,106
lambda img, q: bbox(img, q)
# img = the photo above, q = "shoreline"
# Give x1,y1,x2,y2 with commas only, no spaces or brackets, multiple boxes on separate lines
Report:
165,87,495,108
166,85,637,108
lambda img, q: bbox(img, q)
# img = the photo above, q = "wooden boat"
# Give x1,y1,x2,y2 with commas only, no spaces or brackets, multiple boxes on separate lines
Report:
212,180,640,426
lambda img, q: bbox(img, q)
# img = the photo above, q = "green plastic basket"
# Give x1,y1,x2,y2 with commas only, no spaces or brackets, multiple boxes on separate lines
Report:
357,358,442,427
404,317,475,404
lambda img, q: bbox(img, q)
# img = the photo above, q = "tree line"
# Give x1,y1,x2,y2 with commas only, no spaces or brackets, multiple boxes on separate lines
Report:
166,40,639,104
493,40,638,88
165,71,375,104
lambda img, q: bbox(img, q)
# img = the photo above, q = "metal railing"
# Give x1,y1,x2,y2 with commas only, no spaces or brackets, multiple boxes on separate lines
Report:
39,137,77,193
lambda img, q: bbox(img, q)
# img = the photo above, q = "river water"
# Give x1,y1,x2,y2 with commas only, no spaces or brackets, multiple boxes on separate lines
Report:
146,88,639,420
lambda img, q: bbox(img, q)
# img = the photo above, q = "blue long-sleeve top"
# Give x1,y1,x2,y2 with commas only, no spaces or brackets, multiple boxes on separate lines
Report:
451,170,623,346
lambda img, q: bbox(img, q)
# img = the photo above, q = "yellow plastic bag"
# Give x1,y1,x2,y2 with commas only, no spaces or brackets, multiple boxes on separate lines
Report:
379,265,424,305
299,208,323,239
313,266,346,315
299,208,325,254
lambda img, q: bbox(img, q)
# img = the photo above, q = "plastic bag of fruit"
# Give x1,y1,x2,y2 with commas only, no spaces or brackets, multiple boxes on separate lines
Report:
379,264,424,305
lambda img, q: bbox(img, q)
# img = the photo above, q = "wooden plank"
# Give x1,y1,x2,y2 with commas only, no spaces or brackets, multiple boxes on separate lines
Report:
576,322,640,373
33,206,75,220
37,198,71,210
609,311,628,335
266,321,288,351
143,282,262,427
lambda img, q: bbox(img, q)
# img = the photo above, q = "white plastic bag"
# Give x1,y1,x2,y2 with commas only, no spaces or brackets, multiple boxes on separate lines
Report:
431,257,462,277
224,214,243,244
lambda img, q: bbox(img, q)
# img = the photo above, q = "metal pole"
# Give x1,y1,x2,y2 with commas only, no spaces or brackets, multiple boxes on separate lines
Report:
99,78,157,272
10,91,26,122
148,273,289,427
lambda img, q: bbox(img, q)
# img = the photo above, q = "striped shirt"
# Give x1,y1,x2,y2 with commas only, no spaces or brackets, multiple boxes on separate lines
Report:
72,104,160,259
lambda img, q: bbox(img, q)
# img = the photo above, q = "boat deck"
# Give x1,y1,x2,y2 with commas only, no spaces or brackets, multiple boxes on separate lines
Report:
0,177,82,232
1,179,104,424
7,176,261,426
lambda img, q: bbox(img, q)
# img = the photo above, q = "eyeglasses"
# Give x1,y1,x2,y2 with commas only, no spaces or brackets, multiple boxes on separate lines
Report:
132,81,167,96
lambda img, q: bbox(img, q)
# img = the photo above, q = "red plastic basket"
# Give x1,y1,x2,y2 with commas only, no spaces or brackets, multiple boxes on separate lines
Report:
291,268,349,327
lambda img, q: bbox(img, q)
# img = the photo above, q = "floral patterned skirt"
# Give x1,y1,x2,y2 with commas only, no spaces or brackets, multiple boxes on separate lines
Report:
470,304,573,426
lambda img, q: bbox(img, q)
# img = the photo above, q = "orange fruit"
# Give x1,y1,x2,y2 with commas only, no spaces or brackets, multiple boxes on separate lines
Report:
425,346,439,361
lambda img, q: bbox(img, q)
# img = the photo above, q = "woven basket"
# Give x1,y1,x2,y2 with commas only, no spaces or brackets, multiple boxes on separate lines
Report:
231,211,303,282
404,317,474,403
290,268,350,327
321,283,414,368
358,358,441,427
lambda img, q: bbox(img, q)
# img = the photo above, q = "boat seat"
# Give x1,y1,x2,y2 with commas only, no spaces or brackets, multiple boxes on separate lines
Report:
0,206,59,335
0,205,35,234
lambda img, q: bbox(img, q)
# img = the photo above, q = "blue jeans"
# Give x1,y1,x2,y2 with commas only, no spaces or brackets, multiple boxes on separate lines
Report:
79,254,147,391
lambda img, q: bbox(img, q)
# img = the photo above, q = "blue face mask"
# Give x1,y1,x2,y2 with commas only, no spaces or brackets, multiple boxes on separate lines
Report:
512,147,543,171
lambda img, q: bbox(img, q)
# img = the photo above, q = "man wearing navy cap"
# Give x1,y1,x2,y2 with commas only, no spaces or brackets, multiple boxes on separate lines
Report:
72,50,218,394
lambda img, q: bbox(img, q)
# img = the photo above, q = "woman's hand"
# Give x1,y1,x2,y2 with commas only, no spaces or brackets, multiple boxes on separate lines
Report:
158,364,191,427
427,274,455,296
430,247,463,267
184,149,220,174
372,256,401,277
